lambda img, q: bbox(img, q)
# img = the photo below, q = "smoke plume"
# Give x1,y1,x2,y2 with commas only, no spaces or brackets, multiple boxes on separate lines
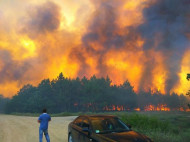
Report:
0,0,190,97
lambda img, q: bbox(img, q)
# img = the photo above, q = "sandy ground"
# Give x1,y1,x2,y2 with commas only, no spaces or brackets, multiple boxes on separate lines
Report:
0,115,77,142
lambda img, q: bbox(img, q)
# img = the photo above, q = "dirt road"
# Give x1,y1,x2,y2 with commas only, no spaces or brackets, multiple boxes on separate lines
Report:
0,115,76,142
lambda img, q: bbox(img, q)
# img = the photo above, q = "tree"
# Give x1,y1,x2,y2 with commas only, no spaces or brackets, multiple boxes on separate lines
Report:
37,79,55,113
187,74,190,95
187,74,190,108
187,74,190,81
0,95,10,113
4,73,190,113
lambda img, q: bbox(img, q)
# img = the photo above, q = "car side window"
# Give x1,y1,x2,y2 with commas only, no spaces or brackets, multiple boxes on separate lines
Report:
74,117,83,128
102,119,114,130
82,118,90,128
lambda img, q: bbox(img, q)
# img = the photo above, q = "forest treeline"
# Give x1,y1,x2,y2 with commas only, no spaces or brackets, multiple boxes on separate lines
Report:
1,73,190,113
0,95,10,113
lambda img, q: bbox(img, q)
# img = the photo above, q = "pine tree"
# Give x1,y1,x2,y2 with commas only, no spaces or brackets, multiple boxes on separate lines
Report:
187,74,190,108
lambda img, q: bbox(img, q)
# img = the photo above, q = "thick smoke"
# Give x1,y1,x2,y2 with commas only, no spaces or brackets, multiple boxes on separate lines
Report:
73,0,140,77
71,0,190,93
0,1,63,96
0,1,61,83
139,0,190,93
21,1,61,38
0,50,31,83
82,1,118,76
1,0,190,96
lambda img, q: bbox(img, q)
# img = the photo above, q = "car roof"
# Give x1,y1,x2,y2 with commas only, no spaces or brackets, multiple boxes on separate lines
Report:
78,114,118,119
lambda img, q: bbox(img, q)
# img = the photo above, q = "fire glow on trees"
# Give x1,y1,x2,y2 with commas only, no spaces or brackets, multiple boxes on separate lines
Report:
82,104,190,112
0,0,190,97
102,104,190,112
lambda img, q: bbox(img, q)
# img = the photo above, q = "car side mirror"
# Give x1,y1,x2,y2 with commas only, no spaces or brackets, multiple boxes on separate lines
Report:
82,127,91,135
82,127,89,132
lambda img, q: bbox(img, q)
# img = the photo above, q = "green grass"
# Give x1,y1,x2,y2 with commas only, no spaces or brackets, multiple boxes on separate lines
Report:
118,112,190,142
9,112,40,117
120,114,170,131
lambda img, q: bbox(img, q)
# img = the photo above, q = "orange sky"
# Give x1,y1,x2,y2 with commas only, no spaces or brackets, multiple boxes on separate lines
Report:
0,0,190,97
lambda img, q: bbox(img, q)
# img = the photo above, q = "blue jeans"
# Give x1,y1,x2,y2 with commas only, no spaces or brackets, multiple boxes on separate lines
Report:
39,128,50,142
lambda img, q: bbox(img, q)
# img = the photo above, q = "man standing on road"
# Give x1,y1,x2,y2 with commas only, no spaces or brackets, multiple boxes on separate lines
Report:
38,108,51,142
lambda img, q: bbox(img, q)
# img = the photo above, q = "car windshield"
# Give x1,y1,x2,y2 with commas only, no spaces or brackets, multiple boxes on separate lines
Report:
91,117,130,134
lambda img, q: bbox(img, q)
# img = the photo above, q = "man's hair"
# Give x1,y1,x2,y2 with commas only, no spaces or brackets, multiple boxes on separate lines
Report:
43,108,47,113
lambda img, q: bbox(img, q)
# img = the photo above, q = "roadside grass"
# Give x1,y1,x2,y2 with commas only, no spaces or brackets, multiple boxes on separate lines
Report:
9,112,40,117
118,112,190,142
8,112,76,117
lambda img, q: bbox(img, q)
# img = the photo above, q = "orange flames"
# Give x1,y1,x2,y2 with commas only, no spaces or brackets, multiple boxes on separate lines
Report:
102,104,190,112
0,0,190,97
144,104,170,111
103,105,126,111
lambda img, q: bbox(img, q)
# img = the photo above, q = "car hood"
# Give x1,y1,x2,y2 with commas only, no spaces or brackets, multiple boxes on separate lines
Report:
99,130,149,142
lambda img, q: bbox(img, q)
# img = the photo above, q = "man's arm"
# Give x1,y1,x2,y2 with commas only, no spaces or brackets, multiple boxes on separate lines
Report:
38,115,42,123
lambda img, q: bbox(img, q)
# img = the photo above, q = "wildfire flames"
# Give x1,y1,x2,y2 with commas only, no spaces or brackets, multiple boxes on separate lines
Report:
0,0,190,97
144,104,170,111
72,104,190,112
103,104,190,112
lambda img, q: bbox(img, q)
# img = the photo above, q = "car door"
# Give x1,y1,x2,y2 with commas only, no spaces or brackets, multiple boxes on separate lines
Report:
80,118,95,142
72,117,84,142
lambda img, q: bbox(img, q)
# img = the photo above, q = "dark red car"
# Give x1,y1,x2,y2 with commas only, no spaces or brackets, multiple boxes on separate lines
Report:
68,115,153,142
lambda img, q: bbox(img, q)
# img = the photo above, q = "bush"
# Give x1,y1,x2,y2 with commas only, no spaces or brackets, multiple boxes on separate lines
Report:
120,113,170,132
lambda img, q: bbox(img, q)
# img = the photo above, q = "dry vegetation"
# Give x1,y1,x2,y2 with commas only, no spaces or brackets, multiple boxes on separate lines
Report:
0,115,76,142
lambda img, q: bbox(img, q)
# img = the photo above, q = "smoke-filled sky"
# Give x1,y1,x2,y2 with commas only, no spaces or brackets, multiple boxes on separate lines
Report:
0,0,190,97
